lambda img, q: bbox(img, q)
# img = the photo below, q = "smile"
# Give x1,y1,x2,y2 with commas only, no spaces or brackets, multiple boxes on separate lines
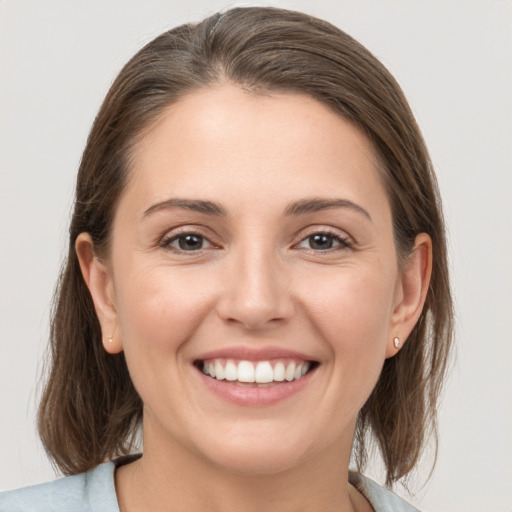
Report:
193,348,320,406
199,359,313,386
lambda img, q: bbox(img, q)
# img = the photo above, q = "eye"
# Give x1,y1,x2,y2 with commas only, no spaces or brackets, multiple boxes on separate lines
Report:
297,232,351,251
162,232,213,252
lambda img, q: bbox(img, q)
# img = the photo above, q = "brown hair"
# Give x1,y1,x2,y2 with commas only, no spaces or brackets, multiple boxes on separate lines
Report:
38,7,453,487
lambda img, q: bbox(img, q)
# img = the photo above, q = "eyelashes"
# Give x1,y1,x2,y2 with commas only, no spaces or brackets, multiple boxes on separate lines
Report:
163,232,212,252
158,228,217,253
296,232,352,252
159,227,353,255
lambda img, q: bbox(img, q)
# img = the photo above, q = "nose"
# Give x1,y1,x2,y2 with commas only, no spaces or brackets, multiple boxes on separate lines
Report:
215,245,295,331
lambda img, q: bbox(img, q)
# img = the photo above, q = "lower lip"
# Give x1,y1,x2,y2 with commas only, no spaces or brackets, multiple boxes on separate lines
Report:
196,366,317,407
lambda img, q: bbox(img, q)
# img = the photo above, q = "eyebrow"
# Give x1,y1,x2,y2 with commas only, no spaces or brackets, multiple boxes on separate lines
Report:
142,196,371,221
284,197,372,221
143,198,227,218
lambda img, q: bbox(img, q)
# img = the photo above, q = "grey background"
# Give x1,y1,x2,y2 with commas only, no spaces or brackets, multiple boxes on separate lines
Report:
1,1,511,510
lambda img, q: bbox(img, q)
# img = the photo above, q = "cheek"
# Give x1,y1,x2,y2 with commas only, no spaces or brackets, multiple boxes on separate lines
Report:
298,263,397,359
112,262,224,416
113,263,216,364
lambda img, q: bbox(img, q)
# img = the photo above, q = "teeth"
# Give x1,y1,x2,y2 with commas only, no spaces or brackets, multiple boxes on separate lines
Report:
202,359,312,384
238,361,255,383
255,361,273,383
215,360,225,380
225,360,237,381
285,362,296,382
273,362,285,381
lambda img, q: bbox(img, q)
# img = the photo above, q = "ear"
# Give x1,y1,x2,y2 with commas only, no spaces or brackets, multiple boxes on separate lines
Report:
386,233,432,358
75,233,123,354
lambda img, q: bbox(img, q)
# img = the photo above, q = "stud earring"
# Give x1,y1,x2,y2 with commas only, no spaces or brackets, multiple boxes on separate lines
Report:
393,337,401,349
107,336,113,344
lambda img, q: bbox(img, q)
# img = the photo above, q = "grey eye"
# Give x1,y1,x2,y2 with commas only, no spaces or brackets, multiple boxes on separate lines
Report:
307,234,336,250
297,232,351,251
168,233,210,251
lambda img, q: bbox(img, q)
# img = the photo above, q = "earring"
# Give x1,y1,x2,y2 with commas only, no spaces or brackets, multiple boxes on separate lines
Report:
107,336,113,344
393,337,401,349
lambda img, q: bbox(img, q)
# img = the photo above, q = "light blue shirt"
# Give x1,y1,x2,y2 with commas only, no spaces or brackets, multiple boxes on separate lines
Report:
0,461,420,511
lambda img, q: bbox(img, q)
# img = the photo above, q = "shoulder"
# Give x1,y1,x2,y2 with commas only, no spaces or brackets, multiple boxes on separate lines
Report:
0,462,118,512
349,472,421,512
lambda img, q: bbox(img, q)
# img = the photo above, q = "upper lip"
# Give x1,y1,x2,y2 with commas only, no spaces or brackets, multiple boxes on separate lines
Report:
194,346,318,363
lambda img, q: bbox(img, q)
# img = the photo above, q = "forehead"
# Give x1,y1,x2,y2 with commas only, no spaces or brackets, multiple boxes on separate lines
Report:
121,84,390,220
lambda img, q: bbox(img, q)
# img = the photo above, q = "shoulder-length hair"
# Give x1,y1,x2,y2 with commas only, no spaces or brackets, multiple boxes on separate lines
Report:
38,7,453,487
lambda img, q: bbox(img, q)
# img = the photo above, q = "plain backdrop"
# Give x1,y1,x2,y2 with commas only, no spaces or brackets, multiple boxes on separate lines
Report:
1,1,511,511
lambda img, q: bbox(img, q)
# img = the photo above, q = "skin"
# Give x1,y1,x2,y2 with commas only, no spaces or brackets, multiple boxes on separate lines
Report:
77,84,432,512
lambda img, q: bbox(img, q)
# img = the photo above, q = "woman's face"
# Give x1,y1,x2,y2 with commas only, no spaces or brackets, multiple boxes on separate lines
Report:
90,84,421,474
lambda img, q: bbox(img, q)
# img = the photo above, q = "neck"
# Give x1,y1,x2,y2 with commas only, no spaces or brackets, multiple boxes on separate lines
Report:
115,419,367,512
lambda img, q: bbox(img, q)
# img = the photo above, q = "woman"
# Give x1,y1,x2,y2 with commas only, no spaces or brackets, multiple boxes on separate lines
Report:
0,7,453,512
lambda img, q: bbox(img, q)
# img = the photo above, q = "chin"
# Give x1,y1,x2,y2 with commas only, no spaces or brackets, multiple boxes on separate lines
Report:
204,443,307,476
185,422,324,476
